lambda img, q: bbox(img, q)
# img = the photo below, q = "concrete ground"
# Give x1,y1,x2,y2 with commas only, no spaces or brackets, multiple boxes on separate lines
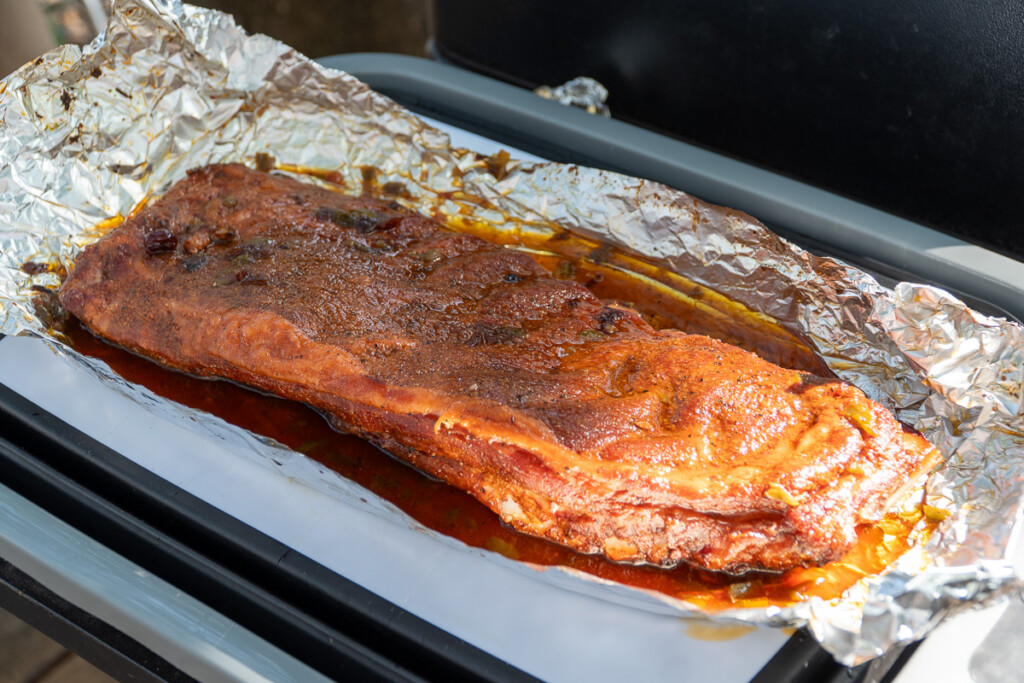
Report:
0,609,114,683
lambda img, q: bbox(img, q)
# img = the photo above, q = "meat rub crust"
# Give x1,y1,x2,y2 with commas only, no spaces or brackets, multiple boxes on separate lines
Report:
59,164,940,573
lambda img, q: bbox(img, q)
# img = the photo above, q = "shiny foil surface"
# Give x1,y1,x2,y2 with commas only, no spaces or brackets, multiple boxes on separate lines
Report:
2,0,1022,665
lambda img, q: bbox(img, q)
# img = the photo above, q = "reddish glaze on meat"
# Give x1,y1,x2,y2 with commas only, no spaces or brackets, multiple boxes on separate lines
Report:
59,163,940,574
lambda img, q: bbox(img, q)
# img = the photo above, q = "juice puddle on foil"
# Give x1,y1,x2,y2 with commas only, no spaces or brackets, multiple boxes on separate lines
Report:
59,219,931,611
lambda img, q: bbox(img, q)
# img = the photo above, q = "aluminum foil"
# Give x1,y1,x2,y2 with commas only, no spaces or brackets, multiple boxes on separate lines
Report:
534,76,611,116
2,0,1023,666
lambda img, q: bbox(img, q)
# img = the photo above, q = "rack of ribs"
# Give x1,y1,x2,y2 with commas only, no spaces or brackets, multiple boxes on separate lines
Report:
58,163,940,574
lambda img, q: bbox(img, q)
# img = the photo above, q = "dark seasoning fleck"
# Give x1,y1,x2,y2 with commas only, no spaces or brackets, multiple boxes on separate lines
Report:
254,152,275,172
143,226,177,254
21,261,51,275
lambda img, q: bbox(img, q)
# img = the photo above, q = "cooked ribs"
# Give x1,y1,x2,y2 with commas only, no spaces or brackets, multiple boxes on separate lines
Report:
59,163,939,574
